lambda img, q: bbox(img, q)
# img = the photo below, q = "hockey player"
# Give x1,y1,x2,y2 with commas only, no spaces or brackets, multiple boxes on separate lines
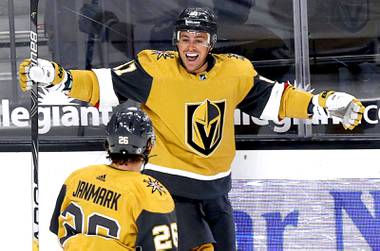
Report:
20,7,364,251
49,106,177,251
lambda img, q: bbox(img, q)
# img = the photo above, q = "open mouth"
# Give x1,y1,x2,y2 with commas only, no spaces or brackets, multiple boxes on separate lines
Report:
186,52,199,62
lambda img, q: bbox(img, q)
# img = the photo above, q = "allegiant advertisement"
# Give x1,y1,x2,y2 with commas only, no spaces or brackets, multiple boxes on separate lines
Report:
0,88,378,136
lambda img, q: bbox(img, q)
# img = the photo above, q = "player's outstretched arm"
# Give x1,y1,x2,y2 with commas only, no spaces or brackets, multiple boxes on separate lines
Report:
265,80,364,130
279,86,365,130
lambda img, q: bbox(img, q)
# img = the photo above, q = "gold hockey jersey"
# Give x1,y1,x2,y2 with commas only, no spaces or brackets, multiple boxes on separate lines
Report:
50,164,177,251
68,50,312,199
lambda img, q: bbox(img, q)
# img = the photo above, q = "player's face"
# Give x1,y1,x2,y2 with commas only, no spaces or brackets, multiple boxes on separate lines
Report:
176,31,211,74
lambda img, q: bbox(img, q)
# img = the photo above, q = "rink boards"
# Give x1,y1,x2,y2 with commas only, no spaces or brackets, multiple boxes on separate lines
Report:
230,179,379,250
1,151,380,250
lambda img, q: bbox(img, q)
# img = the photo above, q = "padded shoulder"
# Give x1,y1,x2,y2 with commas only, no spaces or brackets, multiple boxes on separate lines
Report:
136,50,178,77
213,53,257,77
134,174,175,214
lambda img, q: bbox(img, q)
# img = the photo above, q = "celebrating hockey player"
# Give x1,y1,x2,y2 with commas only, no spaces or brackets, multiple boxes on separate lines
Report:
20,7,364,251
49,106,177,251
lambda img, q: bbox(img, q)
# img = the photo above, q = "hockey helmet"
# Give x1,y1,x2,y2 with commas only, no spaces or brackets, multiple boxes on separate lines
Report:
173,7,217,47
105,107,155,160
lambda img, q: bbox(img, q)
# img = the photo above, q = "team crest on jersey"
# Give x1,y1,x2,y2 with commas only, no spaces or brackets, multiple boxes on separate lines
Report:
185,99,226,157
226,53,245,60
151,50,175,60
144,177,166,195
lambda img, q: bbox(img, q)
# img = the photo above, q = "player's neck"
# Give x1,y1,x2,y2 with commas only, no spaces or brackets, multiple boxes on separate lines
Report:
110,163,141,172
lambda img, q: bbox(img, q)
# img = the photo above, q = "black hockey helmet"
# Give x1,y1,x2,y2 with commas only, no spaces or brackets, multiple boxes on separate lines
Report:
173,7,217,47
105,107,155,162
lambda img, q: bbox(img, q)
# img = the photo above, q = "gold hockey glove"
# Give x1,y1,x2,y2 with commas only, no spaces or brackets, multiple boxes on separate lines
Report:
18,58,71,92
312,90,365,130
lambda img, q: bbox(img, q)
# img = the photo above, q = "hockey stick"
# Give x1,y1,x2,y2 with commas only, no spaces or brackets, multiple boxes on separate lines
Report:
30,0,39,250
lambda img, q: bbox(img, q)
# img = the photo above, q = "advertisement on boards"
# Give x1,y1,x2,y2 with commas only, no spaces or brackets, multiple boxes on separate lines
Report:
231,179,380,250
0,89,379,137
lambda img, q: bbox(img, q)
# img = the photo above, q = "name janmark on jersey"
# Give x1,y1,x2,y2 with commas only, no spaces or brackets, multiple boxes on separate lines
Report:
72,180,121,211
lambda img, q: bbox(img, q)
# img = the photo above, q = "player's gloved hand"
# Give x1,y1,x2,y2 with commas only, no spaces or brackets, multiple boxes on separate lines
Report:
79,3,119,35
312,90,365,130
18,58,69,92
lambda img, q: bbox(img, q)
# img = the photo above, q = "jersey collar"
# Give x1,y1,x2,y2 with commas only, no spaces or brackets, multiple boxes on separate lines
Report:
178,54,218,80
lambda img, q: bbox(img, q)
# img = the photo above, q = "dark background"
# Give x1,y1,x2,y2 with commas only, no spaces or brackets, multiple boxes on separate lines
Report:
2,0,380,151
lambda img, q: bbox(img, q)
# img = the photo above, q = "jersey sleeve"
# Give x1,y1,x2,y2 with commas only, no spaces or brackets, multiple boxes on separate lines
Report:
110,57,153,104
68,70,100,107
135,210,177,250
238,75,312,121
109,49,176,105
49,184,67,235
68,50,155,109
278,84,313,119
133,175,177,250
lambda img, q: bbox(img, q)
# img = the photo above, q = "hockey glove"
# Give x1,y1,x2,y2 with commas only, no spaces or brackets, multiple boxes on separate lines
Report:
312,90,365,130
79,3,119,36
18,58,71,92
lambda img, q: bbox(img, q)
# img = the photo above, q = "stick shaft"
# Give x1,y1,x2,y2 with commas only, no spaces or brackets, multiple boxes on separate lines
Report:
30,0,39,250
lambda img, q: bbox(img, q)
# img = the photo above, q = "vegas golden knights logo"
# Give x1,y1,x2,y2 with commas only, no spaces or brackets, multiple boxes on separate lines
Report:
186,99,225,157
